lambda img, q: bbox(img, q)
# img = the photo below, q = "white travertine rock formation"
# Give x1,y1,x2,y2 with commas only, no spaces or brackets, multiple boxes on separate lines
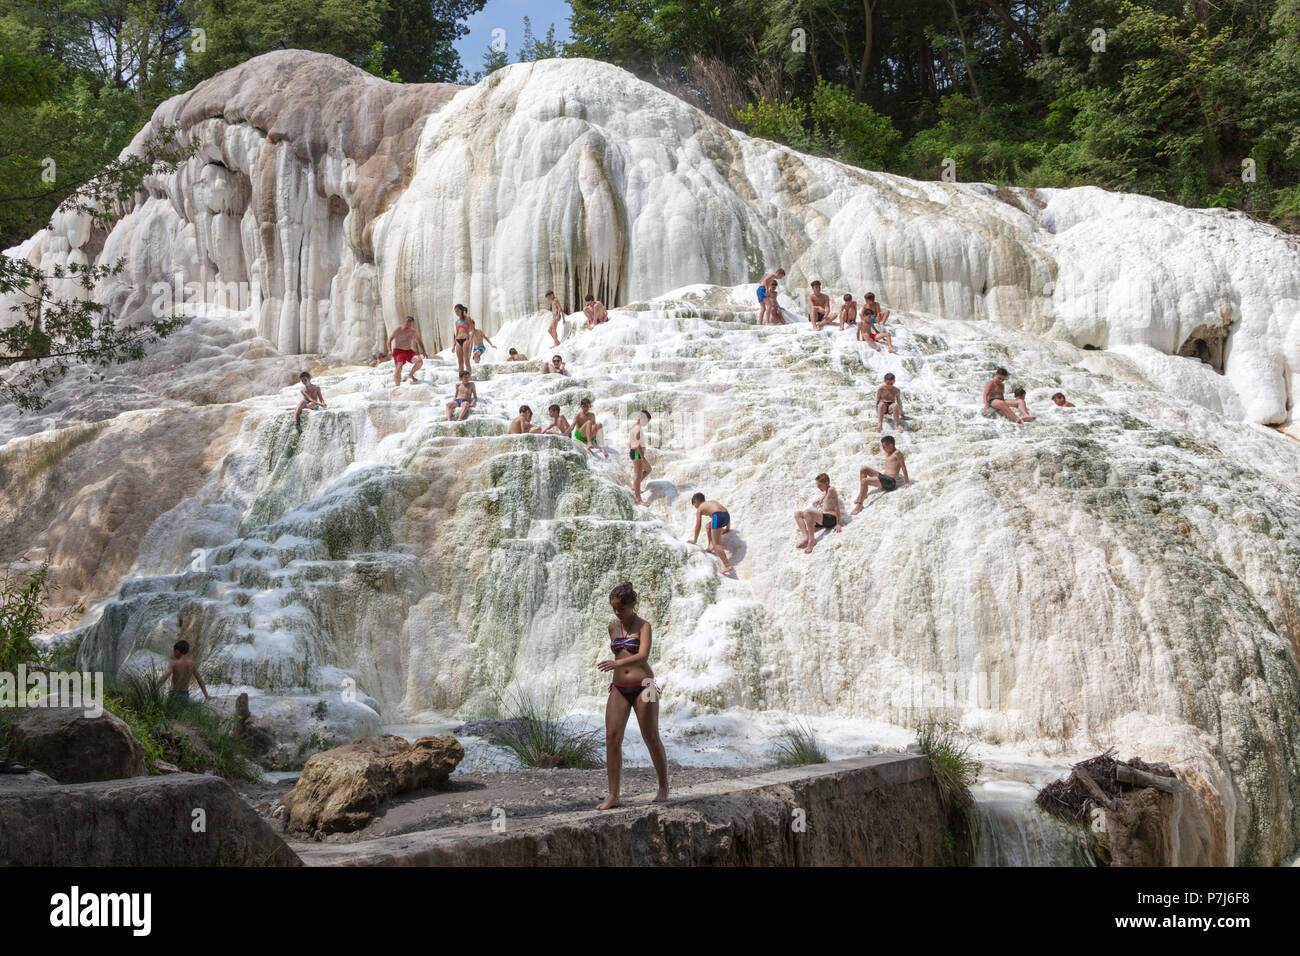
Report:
3,53,1300,864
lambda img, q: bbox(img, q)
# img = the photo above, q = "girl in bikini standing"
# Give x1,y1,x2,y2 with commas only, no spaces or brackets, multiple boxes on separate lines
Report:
597,582,669,809
453,305,473,375
545,291,565,348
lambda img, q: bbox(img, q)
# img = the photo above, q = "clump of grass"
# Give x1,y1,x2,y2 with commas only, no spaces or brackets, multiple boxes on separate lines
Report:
773,719,828,766
25,423,107,480
488,691,603,770
916,720,981,812
108,668,259,781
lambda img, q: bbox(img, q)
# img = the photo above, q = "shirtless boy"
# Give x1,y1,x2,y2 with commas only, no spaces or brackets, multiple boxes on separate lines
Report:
862,306,898,353
629,410,652,505
757,268,786,325
863,292,891,325
572,398,609,457
541,403,572,435
445,370,478,421
509,405,541,434
293,372,326,429
386,317,428,385
584,294,609,329
1007,387,1036,421
839,294,859,331
470,325,496,364
545,291,565,348
876,372,903,431
689,493,735,576
851,435,910,513
1052,392,1075,408
507,348,528,362
794,473,842,554
983,367,1030,423
157,639,210,705
543,354,568,376
808,281,831,328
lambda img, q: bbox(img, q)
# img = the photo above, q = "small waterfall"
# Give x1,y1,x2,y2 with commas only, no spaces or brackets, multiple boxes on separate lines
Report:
973,781,1096,867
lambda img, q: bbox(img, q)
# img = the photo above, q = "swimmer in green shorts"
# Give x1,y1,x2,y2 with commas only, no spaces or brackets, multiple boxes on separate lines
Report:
572,398,609,457
629,410,651,505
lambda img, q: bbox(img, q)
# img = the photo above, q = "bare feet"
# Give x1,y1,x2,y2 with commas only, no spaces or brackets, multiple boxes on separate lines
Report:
874,424,882,432
1023,415,1036,422
794,538,810,549
802,544,815,555
850,502,864,515
653,788,669,803
597,796,620,810
721,567,736,577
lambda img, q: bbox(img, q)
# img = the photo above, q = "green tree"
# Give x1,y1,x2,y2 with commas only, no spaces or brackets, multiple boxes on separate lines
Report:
378,0,486,83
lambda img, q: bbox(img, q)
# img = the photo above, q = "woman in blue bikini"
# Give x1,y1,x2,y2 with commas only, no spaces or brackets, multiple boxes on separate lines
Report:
452,304,473,375
597,582,669,809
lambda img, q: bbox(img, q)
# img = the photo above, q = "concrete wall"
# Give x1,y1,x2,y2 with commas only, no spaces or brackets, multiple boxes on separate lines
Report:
298,754,954,867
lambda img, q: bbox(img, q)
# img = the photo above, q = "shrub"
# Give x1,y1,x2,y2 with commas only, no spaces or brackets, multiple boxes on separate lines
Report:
772,719,828,766
488,691,603,769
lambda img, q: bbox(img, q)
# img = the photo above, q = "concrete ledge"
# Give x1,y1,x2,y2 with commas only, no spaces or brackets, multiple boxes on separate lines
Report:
0,773,302,866
295,753,946,866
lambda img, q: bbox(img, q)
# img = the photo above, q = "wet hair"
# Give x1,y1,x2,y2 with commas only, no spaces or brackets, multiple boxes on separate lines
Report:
884,373,895,381
815,472,829,484
1052,392,1066,401
459,370,471,378
508,348,518,355
580,397,591,407
545,290,555,297
639,409,651,421
811,280,821,288
995,367,1009,377
548,404,560,414
843,294,853,302
519,405,532,415
866,292,876,301
881,436,896,449
1014,388,1026,398
174,640,189,655
691,492,706,505
299,372,310,381
585,294,595,302
609,582,637,608
405,316,415,324
775,268,786,276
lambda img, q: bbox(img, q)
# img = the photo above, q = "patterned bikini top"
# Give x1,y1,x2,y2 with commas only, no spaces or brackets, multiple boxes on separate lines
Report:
610,622,640,653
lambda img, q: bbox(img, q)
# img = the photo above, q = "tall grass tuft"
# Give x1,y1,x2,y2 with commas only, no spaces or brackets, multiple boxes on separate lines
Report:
916,720,981,812
488,692,603,769
773,719,829,766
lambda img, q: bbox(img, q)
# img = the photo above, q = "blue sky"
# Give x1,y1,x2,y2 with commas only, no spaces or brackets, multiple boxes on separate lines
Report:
456,0,574,74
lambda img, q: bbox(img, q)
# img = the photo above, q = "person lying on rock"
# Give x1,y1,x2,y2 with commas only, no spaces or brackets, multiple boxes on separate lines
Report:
1052,392,1075,408
808,280,831,327
851,435,910,514
541,403,572,436
596,582,669,810
445,370,477,421
506,348,528,362
293,372,327,430
795,473,842,555
470,325,496,364
508,405,541,434
983,367,1028,423
572,398,609,457
1007,387,1036,421
839,293,859,331
158,639,209,706
629,410,652,506
689,493,736,576
387,317,428,385
545,291,565,348
584,294,608,329
863,292,891,325
542,354,567,376
876,373,904,432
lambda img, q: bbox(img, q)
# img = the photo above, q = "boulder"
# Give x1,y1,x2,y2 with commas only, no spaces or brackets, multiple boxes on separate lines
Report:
0,773,302,866
281,734,464,834
9,706,145,783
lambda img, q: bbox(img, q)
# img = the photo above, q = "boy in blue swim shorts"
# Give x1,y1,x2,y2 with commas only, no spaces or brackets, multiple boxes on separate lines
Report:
689,492,735,576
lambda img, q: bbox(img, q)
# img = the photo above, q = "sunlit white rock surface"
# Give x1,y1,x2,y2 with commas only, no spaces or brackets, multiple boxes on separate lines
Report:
3,52,1300,864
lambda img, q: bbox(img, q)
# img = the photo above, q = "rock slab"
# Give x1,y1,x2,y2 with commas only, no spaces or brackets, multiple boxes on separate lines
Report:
281,734,464,834
0,773,302,866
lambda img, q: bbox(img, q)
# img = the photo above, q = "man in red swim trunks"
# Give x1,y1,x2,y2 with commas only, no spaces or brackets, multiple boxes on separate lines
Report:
386,317,428,386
